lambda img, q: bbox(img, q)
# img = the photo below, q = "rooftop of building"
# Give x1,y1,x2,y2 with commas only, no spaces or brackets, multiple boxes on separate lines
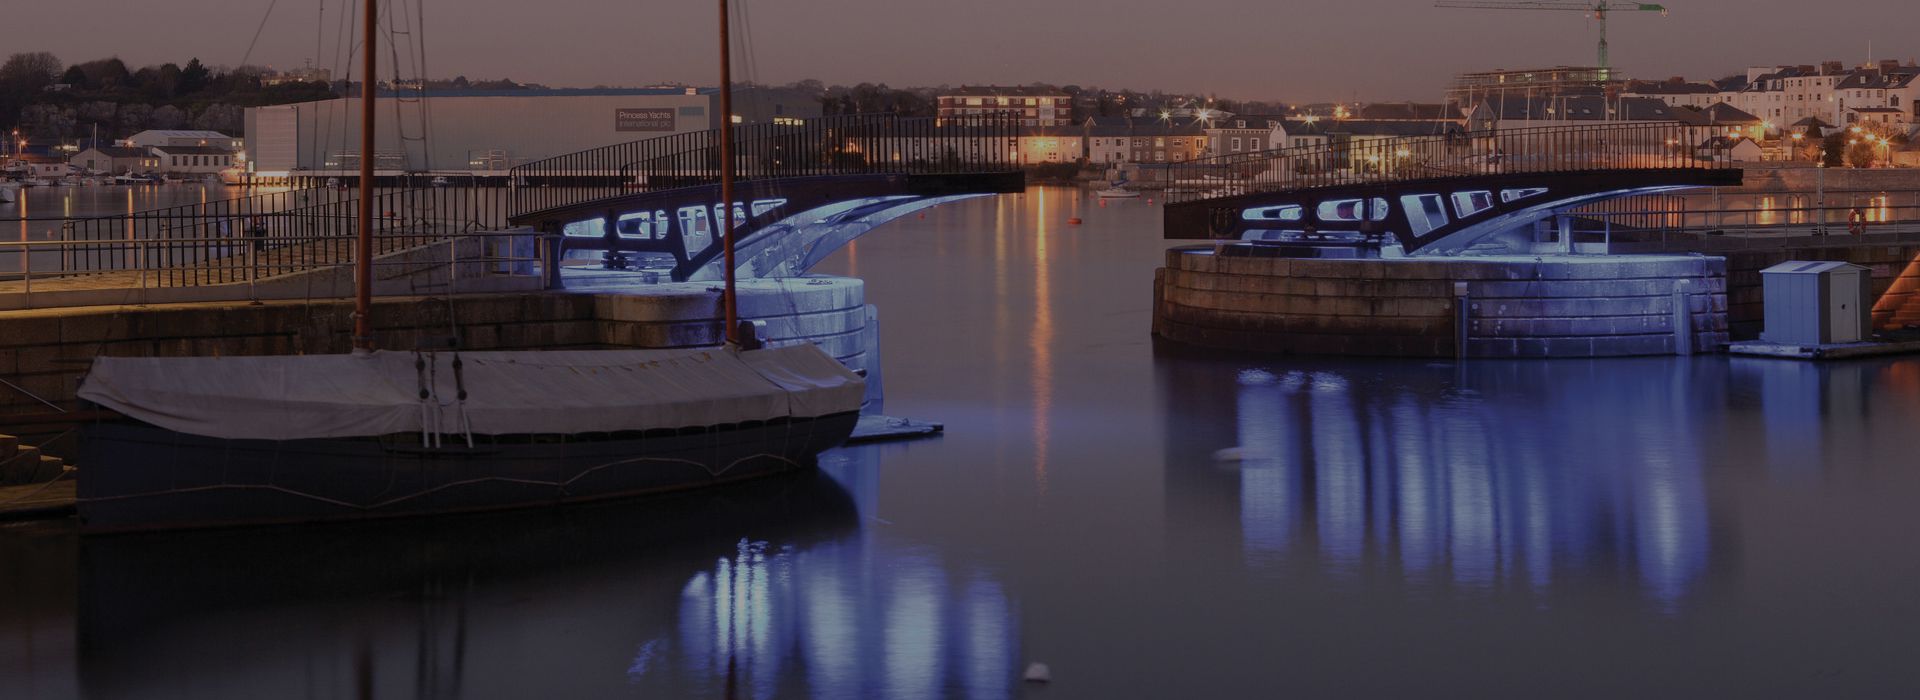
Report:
1698,103,1763,124
374,87,714,98
1622,79,1720,95
149,145,238,155
939,85,1067,98
1356,102,1456,120
129,129,237,140
76,146,150,158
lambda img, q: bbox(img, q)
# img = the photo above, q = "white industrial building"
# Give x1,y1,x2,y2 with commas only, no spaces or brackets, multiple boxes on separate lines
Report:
243,88,746,178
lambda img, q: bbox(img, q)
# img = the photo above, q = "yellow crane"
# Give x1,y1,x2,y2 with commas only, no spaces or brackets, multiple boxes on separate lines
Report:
1434,2,1669,70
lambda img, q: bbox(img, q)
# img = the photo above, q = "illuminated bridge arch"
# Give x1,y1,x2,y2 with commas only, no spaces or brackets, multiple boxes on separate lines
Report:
506,173,1020,282
1161,122,1741,255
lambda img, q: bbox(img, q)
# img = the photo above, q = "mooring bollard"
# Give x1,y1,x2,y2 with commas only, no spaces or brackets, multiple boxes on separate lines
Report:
1454,281,1471,359
1672,278,1693,356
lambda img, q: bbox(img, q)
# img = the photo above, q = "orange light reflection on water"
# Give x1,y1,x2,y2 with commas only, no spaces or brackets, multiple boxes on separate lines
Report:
1030,188,1052,495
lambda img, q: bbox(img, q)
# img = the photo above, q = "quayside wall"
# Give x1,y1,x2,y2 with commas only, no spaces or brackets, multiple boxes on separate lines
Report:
1153,248,1727,358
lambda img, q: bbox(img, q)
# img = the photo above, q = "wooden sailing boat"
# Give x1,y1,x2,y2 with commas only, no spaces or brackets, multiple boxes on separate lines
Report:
71,0,865,532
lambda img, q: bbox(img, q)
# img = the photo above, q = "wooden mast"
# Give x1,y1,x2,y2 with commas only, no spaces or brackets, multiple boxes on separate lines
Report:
718,0,738,346
353,0,377,352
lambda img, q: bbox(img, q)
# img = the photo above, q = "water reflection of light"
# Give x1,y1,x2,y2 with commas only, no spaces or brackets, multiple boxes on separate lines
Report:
1309,373,1366,574
1031,187,1053,494
1236,371,1299,569
1221,362,1712,611
882,553,945,699
655,540,1018,699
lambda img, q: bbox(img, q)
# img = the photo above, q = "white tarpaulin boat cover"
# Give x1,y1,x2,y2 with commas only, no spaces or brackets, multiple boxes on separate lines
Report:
77,345,866,441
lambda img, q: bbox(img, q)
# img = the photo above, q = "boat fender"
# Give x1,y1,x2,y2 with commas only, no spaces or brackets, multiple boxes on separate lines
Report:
1067,217,1082,225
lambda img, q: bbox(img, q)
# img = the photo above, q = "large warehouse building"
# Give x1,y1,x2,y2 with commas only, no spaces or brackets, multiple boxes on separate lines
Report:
243,86,819,178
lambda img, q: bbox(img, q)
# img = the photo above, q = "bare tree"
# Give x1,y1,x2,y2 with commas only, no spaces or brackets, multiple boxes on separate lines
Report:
0,52,63,89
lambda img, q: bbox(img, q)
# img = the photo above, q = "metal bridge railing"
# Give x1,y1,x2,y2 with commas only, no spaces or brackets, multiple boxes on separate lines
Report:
507,113,1023,219
3,186,513,288
1161,121,1731,204
1581,195,1920,253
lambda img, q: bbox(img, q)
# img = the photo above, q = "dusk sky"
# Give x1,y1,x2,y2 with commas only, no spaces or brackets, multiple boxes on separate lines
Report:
11,0,1915,101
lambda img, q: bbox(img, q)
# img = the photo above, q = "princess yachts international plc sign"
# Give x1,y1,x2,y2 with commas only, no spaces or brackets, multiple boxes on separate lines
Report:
616,108,677,132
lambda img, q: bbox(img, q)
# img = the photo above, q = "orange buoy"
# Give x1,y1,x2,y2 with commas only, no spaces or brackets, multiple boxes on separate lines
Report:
1099,199,1107,207
1068,217,1083,225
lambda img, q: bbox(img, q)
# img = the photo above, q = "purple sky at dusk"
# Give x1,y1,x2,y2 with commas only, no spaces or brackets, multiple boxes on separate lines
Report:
10,1,1915,102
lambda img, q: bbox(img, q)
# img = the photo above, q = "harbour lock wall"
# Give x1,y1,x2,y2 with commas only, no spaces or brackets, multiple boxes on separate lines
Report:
1153,248,1728,358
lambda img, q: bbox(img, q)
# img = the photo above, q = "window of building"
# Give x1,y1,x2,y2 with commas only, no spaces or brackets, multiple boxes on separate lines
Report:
966,98,982,106
1155,138,1165,147
1249,138,1262,150
1231,137,1242,151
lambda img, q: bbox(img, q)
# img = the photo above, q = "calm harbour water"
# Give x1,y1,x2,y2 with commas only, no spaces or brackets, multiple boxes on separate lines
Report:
3,186,1919,698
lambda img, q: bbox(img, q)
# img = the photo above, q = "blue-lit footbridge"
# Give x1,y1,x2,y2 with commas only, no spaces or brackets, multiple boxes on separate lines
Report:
1161,122,1741,256
1153,123,1758,358
505,114,1025,283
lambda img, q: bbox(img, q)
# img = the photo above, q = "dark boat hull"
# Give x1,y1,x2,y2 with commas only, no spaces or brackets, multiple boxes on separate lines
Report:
76,412,861,532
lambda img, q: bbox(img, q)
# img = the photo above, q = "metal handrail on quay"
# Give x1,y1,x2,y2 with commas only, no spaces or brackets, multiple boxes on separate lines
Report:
0,229,547,309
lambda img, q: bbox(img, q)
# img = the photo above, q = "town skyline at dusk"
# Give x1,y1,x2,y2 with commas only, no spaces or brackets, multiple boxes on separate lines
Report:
8,0,1919,102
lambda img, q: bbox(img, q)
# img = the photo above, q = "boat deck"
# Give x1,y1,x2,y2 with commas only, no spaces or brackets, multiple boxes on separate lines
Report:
0,473,76,521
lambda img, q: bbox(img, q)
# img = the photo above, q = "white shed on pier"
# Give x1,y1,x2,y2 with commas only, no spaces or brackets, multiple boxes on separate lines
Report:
1760,260,1871,345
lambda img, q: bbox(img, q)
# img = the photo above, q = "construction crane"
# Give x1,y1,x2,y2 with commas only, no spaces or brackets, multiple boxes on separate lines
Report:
1434,2,1668,70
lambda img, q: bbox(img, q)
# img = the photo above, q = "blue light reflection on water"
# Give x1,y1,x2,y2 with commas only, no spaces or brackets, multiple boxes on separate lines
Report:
1213,358,1712,611
621,452,1022,700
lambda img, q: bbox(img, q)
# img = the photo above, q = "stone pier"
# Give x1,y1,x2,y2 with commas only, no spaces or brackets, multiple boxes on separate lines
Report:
1154,248,1728,358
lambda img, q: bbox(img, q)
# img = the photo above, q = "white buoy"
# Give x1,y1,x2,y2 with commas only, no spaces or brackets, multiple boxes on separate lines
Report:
1212,446,1269,461
1023,662,1052,683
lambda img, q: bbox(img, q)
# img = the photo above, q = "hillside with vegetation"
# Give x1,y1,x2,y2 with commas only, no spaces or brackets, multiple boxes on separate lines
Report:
0,52,336,142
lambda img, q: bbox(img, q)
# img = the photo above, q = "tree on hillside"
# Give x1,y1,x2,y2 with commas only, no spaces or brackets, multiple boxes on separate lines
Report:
76,58,132,90
134,63,183,101
180,58,211,95
60,65,88,89
0,52,63,90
